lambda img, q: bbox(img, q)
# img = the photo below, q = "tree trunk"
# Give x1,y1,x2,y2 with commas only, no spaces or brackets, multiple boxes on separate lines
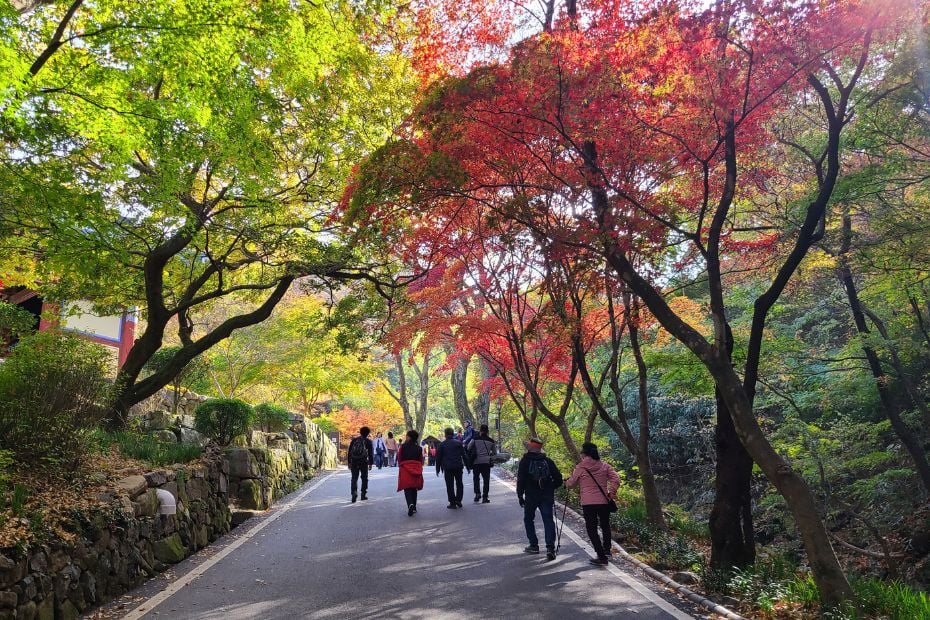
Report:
450,353,472,426
413,351,431,437
627,296,665,528
473,356,492,427
712,363,853,609
862,305,930,433
710,320,755,568
603,246,853,607
111,276,294,425
393,352,414,431
839,263,930,492
709,391,756,568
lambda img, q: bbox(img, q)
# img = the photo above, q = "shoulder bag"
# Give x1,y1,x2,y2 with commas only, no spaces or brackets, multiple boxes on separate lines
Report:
584,467,618,513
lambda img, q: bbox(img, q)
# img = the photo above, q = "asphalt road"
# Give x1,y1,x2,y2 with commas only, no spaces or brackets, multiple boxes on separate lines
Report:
124,466,693,620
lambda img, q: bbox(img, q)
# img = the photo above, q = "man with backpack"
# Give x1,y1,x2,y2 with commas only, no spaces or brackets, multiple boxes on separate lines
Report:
347,426,374,503
516,436,563,561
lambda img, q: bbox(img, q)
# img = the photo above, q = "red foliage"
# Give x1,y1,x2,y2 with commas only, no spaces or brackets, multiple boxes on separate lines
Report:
344,0,914,405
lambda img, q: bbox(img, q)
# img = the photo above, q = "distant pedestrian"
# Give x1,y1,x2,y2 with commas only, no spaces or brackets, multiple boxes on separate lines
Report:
347,426,373,503
373,432,387,469
462,420,475,446
385,432,398,467
566,442,620,566
516,436,563,561
466,424,496,503
436,427,467,509
397,430,424,516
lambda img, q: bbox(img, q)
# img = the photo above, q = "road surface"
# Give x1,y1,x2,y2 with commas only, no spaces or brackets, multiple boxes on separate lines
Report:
121,466,694,619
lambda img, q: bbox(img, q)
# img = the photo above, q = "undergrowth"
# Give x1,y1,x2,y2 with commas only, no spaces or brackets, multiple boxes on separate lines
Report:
92,430,202,467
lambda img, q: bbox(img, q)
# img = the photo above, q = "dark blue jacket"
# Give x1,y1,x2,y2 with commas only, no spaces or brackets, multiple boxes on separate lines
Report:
435,438,466,473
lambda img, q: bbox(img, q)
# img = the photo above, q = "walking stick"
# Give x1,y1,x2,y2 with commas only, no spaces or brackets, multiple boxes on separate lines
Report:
555,498,569,553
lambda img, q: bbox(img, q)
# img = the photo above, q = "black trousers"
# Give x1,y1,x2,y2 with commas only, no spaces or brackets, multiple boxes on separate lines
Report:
583,504,612,558
443,467,464,504
350,462,368,497
472,463,491,499
404,488,417,507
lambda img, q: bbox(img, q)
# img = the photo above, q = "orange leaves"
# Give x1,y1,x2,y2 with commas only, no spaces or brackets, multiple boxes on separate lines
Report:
653,296,709,348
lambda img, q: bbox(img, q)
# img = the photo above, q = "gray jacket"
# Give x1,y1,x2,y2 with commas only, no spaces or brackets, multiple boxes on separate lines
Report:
467,436,497,466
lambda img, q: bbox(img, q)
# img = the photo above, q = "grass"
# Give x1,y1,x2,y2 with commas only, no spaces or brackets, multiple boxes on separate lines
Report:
702,553,930,620
845,576,930,620
92,430,203,467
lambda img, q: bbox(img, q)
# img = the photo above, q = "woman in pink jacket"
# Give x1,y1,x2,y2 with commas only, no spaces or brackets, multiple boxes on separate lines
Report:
565,442,621,566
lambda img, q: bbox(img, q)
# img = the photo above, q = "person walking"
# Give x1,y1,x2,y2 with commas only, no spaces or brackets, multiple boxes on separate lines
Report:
462,420,475,446
373,432,387,469
346,426,373,503
516,436,563,561
385,431,398,467
466,424,496,503
397,430,424,516
565,442,621,566
436,427,467,509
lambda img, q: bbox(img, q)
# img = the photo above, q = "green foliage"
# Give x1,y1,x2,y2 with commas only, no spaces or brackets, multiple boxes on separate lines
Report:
194,398,254,446
702,552,930,619
0,301,35,344
0,331,112,469
92,430,202,466
665,504,709,541
846,576,930,620
202,295,381,411
721,554,799,614
253,403,291,433
612,505,702,571
313,415,337,433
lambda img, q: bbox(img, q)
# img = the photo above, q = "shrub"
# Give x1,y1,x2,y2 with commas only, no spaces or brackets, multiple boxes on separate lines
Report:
0,301,35,351
254,403,291,433
92,430,202,466
194,398,253,446
0,331,112,469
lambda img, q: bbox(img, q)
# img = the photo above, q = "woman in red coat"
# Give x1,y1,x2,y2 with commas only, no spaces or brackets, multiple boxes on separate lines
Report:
397,430,425,516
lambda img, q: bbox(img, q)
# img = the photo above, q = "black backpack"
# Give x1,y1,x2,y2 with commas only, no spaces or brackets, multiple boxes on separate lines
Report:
348,437,368,462
527,458,552,489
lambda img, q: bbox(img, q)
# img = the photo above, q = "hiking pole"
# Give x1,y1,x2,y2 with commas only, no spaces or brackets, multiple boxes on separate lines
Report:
555,497,569,554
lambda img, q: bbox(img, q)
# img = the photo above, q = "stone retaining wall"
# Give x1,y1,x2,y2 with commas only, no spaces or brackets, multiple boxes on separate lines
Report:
0,448,230,620
226,416,338,510
131,388,208,445
0,395,337,619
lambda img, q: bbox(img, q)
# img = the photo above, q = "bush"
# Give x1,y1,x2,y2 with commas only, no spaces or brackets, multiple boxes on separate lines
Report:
194,398,253,446
92,430,202,466
0,301,35,350
253,403,291,433
0,331,112,469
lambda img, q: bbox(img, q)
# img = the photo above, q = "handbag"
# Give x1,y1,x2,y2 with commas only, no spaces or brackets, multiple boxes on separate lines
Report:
584,467,618,513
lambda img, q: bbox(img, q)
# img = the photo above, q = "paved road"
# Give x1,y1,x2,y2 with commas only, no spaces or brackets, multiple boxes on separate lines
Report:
124,467,692,619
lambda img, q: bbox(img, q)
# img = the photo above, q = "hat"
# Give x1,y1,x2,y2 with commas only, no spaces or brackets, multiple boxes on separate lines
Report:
525,436,544,451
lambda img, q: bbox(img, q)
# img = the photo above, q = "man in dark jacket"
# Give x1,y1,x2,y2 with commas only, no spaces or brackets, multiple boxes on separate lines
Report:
516,436,563,561
347,426,374,503
436,427,467,509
